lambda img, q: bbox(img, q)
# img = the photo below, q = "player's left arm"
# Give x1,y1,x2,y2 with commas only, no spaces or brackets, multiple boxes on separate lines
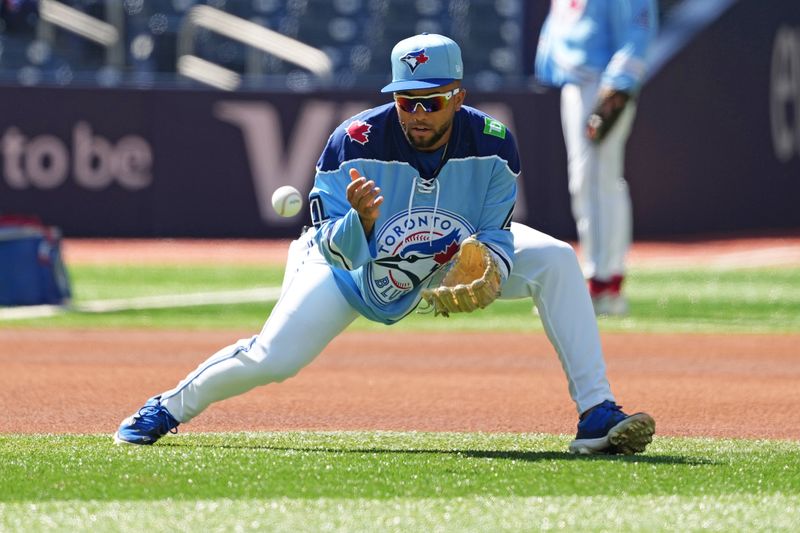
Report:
589,0,658,142
418,120,519,317
472,124,520,282
474,161,516,284
419,157,516,317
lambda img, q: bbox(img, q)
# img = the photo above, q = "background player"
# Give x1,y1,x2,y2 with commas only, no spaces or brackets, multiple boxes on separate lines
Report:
114,33,654,455
535,0,658,315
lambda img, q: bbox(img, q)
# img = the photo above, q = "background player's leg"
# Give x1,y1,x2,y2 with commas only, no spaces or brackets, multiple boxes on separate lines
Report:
500,222,613,414
562,82,636,314
561,82,597,278
160,235,358,423
594,104,635,281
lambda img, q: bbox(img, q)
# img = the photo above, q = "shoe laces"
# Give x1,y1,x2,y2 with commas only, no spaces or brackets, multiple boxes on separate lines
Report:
134,404,179,435
582,400,623,421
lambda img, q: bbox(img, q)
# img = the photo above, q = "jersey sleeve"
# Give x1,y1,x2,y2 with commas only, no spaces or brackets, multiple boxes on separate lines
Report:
308,131,375,271
475,130,519,281
603,0,658,92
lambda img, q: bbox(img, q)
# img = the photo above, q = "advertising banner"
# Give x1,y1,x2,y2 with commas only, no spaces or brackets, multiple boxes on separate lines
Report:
1,0,798,238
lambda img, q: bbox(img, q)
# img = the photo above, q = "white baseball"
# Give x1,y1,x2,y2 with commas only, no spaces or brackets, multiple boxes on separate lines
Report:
271,185,303,217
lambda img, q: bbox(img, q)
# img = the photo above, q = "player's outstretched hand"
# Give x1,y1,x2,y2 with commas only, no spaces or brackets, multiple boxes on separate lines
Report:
347,168,384,237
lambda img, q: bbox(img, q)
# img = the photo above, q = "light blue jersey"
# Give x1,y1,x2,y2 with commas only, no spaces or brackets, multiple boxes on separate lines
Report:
535,0,658,92
309,103,519,324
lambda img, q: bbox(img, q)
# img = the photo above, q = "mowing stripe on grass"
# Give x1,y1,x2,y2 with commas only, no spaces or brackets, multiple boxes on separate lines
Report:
2,495,799,532
0,286,283,321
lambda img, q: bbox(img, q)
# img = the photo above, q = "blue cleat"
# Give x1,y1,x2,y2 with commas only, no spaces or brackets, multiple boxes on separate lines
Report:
113,396,180,445
569,400,655,455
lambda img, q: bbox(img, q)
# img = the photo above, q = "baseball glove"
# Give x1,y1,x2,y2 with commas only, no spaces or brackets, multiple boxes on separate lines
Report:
420,237,502,317
586,90,630,143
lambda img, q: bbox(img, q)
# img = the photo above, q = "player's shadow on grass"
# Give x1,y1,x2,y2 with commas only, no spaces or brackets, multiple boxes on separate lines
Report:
164,442,707,465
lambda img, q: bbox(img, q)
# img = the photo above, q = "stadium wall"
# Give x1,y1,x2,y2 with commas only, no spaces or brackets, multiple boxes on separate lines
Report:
0,0,798,239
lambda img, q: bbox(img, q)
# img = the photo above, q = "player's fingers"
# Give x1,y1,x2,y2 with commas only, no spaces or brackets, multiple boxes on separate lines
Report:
364,187,381,206
347,178,371,204
353,181,376,206
349,185,381,217
346,177,365,199
349,168,362,181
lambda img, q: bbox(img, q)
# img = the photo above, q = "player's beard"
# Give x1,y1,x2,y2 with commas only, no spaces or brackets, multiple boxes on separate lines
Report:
401,117,453,151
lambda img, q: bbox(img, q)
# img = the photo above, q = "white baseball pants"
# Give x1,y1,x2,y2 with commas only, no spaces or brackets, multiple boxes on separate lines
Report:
159,223,613,422
561,81,636,281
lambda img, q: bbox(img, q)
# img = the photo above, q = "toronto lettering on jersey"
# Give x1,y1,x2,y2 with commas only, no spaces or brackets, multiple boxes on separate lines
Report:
368,207,474,305
376,214,458,254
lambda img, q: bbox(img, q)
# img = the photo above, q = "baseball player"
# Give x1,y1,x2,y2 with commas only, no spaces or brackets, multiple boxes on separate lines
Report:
115,33,655,455
535,0,658,315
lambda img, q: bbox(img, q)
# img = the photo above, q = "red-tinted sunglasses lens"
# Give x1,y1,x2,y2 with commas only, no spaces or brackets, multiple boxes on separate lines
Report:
395,95,448,113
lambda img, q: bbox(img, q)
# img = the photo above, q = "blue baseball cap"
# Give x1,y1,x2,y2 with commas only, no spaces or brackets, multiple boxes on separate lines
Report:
380,33,463,93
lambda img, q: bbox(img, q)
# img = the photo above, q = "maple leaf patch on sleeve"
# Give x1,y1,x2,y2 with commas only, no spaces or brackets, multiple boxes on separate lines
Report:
346,120,372,145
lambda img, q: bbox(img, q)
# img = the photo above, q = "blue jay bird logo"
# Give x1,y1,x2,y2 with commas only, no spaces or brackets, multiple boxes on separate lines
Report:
400,49,429,74
374,228,461,287
368,208,475,305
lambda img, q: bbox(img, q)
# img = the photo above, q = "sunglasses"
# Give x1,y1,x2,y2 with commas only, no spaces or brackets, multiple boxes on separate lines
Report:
394,88,461,113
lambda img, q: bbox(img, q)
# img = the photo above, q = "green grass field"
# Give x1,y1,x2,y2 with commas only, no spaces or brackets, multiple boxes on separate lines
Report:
3,264,800,333
2,264,800,531
1,432,799,531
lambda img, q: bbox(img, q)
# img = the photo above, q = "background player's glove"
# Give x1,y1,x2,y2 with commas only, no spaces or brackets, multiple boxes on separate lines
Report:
421,237,502,317
586,90,630,143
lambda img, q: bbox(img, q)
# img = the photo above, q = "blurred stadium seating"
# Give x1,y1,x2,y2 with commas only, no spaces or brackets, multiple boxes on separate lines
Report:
0,0,684,91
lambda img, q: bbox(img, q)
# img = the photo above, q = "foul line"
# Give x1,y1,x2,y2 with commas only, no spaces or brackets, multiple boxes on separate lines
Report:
0,286,283,321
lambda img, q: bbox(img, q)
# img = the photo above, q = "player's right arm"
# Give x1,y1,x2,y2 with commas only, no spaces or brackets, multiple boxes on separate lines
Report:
308,116,381,271
309,165,376,272
346,168,383,238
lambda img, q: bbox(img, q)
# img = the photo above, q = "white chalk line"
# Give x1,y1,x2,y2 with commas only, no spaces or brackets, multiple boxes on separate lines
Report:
0,286,283,321
2,245,799,321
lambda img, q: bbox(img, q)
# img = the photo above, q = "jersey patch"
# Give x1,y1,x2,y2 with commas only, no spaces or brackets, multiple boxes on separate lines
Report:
346,120,372,145
483,117,507,139
367,207,475,306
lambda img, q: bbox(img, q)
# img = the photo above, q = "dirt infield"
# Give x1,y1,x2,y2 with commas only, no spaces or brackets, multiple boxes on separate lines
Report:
1,328,798,439
2,237,799,440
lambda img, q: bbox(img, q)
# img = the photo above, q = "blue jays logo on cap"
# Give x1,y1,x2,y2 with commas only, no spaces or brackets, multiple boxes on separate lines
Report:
400,49,430,73
381,33,463,93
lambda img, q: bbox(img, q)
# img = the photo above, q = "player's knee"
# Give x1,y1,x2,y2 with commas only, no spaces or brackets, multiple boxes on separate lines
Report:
257,359,302,383
247,343,304,384
267,368,300,383
552,239,579,264
518,237,578,270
